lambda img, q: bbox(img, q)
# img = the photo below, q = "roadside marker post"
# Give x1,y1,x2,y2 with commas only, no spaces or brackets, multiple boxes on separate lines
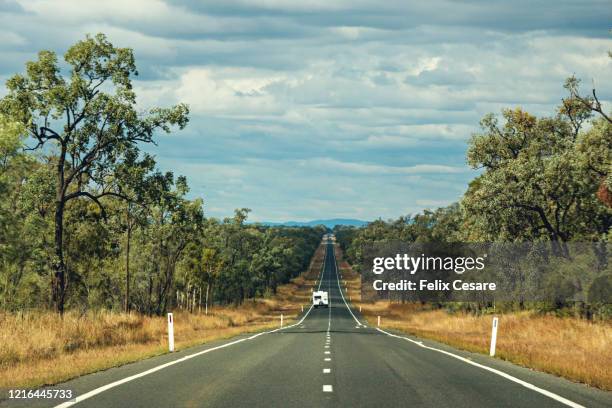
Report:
359,306,362,313
489,317,499,357
167,313,175,352
281,313,284,328
377,315,381,327
301,305,304,312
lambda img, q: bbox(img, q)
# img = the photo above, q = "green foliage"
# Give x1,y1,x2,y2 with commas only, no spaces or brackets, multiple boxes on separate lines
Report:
464,108,610,243
0,33,190,313
336,81,610,319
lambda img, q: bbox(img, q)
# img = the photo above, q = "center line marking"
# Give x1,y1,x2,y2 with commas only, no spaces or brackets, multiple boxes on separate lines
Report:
324,358,331,361
324,351,330,354
323,368,331,373
323,385,333,392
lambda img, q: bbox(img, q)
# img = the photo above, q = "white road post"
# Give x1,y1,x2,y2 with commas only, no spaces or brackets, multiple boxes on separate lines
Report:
359,306,362,313
377,315,381,327
280,313,284,328
301,305,304,312
489,317,499,357
167,313,175,352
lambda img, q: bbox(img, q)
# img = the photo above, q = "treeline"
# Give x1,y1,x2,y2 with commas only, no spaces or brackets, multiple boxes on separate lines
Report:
0,34,324,315
335,72,611,318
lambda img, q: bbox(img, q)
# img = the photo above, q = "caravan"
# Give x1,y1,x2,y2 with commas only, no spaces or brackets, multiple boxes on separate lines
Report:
312,291,329,308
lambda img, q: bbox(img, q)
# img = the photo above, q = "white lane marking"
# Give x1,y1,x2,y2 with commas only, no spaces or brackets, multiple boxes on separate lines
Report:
376,328,584,408
324,358,331,361
323,385,333,392
323,368,331,374
325,345,330,348
331,249,362,327
56,243,331,408
324,351,331,354
54,337,247,408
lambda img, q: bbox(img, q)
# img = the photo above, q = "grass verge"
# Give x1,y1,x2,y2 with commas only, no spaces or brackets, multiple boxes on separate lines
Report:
0,244,327,389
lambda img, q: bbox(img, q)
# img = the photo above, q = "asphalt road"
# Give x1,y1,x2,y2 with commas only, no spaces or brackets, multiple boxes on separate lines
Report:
4,239,611,408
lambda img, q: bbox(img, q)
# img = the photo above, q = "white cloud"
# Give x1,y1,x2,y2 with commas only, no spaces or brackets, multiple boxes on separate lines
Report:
172,68,287,115
1,0,610,221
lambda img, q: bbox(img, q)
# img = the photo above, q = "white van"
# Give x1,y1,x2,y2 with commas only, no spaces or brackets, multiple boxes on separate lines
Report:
313,291,329,308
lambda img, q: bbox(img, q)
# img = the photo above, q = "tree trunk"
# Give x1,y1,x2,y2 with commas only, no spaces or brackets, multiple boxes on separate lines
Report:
124,214,132,313
52,145,67,315
52,199,66,314
198,286,202,314
205,283,209,315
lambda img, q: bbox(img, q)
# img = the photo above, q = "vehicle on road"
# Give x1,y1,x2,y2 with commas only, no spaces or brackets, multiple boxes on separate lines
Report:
313,291,329,308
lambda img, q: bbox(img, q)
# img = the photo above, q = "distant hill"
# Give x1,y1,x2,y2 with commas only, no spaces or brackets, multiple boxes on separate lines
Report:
260,218,368,229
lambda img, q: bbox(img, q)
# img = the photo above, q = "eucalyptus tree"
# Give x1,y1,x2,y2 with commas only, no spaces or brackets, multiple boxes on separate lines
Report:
0,34,189,313
144,173,204,315
464,107,610,249
113,150,158,312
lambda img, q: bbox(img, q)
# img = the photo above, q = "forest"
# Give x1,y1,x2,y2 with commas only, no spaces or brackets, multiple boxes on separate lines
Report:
335,72,611,318
0,34,324,315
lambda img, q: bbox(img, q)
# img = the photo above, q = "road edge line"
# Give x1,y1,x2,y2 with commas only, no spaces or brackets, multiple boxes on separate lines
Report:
331,245,362,326
376,327,585,408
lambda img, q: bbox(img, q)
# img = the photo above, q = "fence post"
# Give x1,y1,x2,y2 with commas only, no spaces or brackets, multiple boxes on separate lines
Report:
167,313,175,352
489,317,499,357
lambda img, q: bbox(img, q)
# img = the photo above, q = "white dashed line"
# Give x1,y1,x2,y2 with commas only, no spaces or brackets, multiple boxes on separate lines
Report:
323,385,333,392
324,351,330,354
323,368,331,374
324,358,331,361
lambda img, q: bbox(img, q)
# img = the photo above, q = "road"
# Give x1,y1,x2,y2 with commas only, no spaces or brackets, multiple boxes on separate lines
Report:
5,239,611,408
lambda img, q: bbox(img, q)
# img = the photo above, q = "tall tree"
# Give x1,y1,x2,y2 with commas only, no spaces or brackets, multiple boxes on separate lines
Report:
0,34,189,313
464,107,610,247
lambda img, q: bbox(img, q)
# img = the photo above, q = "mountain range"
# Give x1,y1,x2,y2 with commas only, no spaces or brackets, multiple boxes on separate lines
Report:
259,218,368,228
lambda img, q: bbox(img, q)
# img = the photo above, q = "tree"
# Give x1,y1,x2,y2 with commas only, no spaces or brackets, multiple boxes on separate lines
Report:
112,150,158,313
0,34,189,313
464,107,610,248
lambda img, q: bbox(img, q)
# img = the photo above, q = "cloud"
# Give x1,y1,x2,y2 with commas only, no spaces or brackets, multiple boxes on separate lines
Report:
0,0,610,221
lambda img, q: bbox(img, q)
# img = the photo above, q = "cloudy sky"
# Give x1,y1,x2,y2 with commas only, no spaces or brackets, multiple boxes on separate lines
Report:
0,0,610,222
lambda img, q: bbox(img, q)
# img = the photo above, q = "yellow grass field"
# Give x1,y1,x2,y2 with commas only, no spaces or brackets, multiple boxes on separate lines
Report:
0,244,326,389
334,245,612,391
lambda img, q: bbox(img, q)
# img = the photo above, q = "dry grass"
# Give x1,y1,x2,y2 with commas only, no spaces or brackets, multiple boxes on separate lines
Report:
335,245,612,391
0,244,327,389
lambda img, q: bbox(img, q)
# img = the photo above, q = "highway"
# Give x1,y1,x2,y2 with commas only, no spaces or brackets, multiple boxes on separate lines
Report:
7,239,611,408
